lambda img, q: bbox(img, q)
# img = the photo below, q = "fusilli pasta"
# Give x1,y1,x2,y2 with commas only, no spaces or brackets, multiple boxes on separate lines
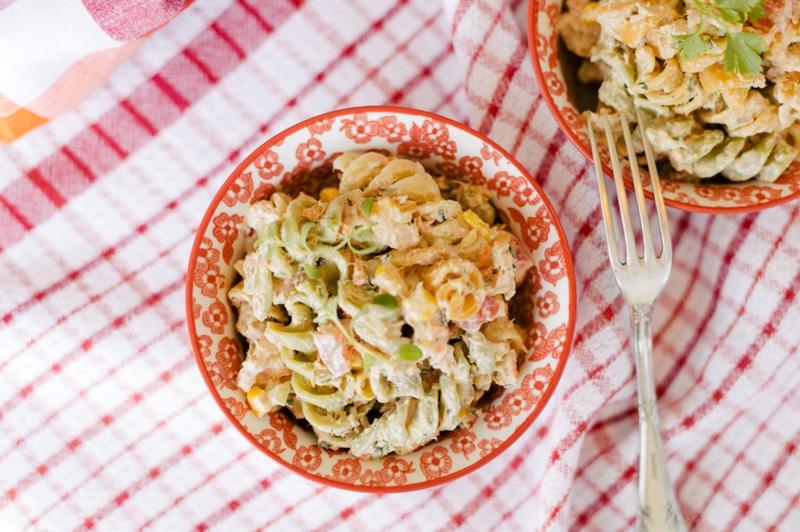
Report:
229,152,533,458
560,0,800,182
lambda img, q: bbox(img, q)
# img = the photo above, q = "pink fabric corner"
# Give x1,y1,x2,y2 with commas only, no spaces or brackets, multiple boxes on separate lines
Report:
81,0,185,41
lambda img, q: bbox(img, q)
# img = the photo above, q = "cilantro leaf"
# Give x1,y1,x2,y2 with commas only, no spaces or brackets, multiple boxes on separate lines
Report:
724,31,768,75
749,4,765,21
674,32,713,59
714,0,765,22
691,0,768,75
717,5,745,22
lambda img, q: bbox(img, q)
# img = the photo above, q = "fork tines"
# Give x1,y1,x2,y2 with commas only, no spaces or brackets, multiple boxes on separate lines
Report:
586,109,672,267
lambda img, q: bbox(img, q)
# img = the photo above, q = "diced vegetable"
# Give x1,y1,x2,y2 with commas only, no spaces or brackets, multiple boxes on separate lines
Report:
396,343,423,361
372,294,398,309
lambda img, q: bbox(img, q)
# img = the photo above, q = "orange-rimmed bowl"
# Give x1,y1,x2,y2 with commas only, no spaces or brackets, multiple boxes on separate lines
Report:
185,106,576,492
528,0,800,214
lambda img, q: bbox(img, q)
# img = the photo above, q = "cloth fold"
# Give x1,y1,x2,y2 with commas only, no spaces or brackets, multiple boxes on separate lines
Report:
0,0,798,530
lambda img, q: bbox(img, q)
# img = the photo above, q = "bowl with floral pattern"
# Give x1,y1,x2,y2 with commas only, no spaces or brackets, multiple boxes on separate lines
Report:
185,106,577,491
528,0,800,214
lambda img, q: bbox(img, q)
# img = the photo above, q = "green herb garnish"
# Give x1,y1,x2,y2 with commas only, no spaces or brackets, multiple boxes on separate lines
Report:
674,32,712,59
724,31,768,75
372,294,398,309
715,0,765,22
395,343,423,361
675,0,768,76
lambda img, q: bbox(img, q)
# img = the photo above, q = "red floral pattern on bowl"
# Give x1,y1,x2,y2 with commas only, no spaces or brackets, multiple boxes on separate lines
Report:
185,106,577,492
528,0,800,214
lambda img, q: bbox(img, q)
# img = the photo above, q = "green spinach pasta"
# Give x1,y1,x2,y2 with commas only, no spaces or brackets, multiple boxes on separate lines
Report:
559,0,800,182
228,152,534,458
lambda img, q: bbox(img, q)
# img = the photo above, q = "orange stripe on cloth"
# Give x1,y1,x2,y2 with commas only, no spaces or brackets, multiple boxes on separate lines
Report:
0,40,142,143
0,107,48,143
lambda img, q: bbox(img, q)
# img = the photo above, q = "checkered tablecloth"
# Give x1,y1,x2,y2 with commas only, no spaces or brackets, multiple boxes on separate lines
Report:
2,1,799,530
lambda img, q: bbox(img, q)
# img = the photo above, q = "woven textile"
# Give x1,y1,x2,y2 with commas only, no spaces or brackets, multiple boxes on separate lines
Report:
0,0,191,142
1,0,799,530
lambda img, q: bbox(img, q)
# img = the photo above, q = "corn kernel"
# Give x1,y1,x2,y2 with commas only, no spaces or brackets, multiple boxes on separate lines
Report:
581,2,600,22
461,210,490,233
399,201,416,213
355,372,374,399
349,354,364,370
246,386,268,417
421,288,436,305
416,288,438,320
319,187,339,202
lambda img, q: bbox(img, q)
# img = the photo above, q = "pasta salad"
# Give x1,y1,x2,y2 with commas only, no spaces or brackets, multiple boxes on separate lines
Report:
559,0,800,182
228,152,534,458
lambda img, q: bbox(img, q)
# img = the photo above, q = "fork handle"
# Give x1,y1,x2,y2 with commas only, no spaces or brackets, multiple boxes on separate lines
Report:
631,307,687,532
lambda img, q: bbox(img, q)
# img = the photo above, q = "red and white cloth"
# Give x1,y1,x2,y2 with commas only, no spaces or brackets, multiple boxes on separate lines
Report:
0,0,191,142
1,0,799,530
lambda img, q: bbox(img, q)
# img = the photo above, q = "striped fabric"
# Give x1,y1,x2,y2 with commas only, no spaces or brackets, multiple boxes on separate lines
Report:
0,0,189,142
1,0,799,530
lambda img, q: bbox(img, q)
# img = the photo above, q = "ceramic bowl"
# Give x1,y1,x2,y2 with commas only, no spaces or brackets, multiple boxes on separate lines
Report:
185,106,577,491
528,0,800,213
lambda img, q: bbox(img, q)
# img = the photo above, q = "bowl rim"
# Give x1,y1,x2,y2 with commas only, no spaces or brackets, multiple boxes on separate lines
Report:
185,105,578,492
527,0,800,215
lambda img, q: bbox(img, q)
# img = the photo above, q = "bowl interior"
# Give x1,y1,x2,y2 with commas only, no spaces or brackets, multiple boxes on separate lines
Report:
186,107,576,491
529,0,800,213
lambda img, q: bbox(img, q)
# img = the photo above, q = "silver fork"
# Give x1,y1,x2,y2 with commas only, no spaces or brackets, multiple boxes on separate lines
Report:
587,108,687,532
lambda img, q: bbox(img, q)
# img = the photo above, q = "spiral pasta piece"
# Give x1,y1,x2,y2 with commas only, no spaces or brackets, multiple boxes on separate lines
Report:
301,402,361,436
423,258,485,322
483,317,526,352
438,351,474,431
766,23,800,76
291,372,355,411
365,158,423,193
338,152,389,192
